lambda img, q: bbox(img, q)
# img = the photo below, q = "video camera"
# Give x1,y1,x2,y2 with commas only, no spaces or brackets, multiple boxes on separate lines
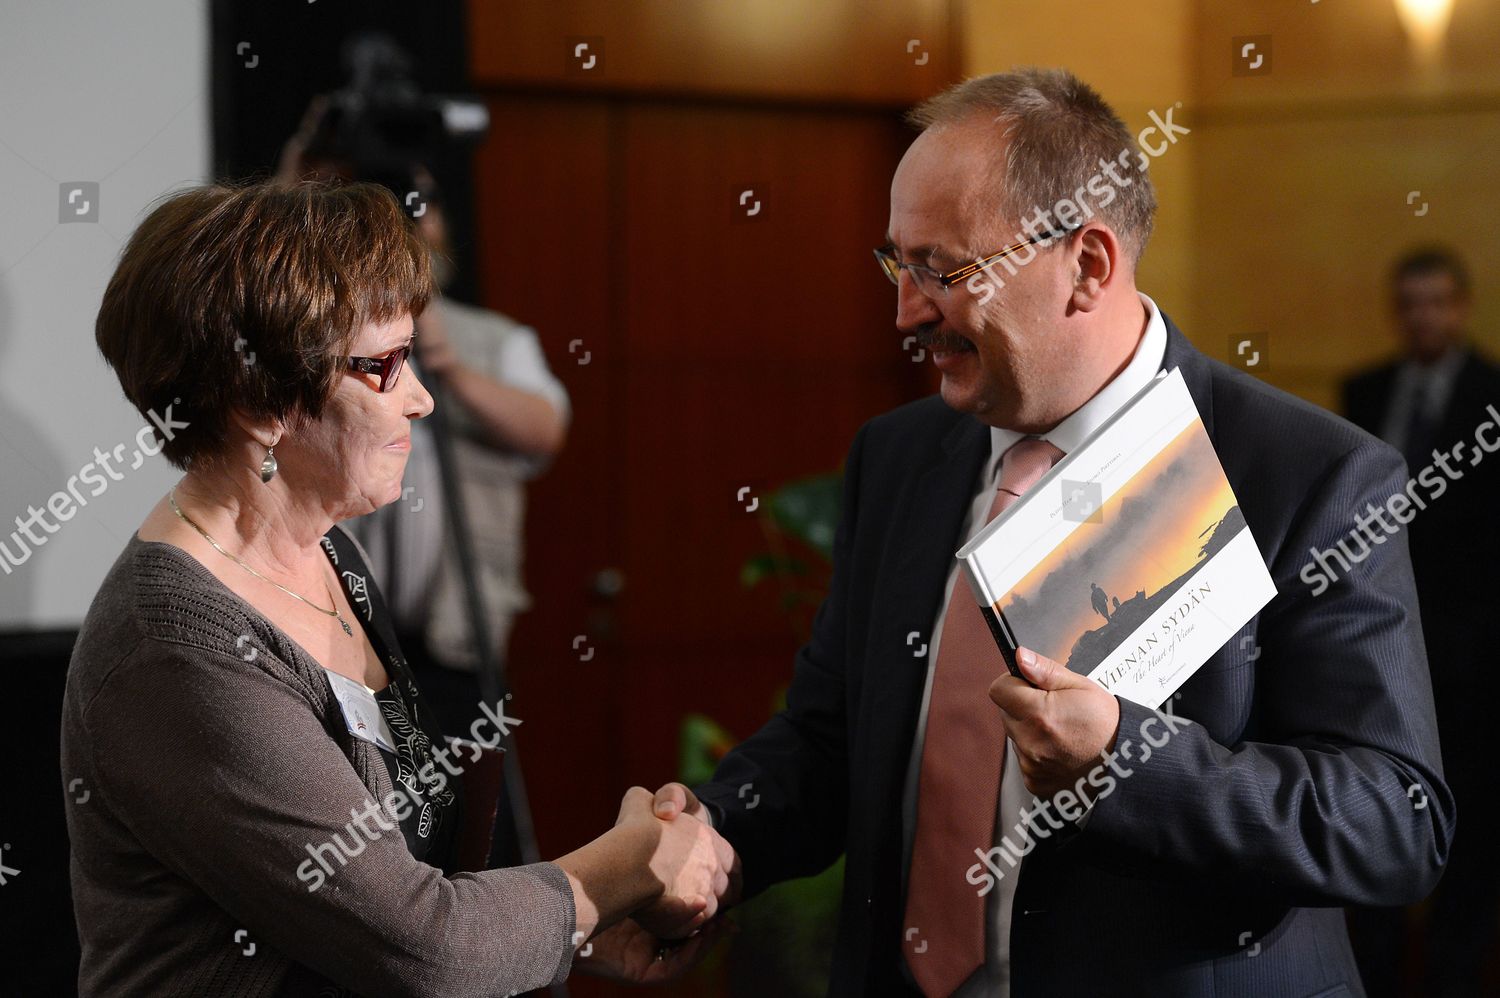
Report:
299,31,488,210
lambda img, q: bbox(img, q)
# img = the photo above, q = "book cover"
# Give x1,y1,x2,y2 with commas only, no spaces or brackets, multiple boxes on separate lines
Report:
956,368,1277,708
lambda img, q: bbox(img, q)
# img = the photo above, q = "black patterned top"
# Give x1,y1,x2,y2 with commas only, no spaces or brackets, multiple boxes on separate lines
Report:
318,529,460,871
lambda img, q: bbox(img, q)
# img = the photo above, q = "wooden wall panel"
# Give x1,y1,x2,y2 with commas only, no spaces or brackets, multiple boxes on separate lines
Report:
1189,105,1500,412
1192,0,1500,110
469,0,955,105
608,104,925,789
1188,0,1500,409
472,95,932,870
471,97,626,862
464,7,956,996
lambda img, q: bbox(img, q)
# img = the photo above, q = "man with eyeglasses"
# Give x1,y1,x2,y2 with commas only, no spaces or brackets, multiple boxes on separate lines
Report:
652,68,1450,997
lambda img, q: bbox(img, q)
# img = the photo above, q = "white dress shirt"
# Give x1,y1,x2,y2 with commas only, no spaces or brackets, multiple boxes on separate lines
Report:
898,292,1168,996
1377,344,1467,457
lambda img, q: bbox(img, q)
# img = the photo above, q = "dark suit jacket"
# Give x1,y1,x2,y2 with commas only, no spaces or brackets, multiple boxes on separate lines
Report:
697,315,1454,998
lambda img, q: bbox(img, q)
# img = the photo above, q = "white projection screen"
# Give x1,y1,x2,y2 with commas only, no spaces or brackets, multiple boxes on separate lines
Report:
0,0,209,631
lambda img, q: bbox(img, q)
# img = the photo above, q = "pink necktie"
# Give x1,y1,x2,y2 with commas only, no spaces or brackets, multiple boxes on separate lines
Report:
903,436,1064,997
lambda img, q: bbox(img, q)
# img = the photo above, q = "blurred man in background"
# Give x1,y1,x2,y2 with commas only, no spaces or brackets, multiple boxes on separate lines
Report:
1344,248,1500,997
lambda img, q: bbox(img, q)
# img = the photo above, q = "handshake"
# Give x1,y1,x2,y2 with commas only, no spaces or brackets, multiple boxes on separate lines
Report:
628,783,742,937
560,782,743,984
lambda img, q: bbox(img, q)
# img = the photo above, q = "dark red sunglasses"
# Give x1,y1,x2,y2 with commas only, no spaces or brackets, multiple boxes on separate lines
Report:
346,343,412,393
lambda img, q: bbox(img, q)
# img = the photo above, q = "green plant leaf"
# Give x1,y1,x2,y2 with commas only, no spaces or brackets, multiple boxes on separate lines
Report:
678,713,738,787
741,554,809,589
767,473,841,563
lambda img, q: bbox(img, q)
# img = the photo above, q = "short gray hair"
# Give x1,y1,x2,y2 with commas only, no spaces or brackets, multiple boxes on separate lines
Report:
906,68,1156,262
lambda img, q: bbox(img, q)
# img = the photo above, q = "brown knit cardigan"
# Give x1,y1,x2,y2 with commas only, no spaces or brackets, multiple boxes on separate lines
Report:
61,530,575,996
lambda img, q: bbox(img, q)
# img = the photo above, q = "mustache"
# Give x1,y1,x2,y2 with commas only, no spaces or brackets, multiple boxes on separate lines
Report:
913,326,976,352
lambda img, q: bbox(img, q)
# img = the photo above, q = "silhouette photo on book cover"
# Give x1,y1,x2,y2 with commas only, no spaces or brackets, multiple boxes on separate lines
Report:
998,420,1246,678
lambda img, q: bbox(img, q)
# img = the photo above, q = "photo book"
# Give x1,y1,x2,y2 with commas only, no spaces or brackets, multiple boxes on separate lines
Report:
956,368,1277,708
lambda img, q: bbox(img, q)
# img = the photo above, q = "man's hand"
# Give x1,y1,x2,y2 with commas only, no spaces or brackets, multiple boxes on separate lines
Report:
650,782,708,822
574,912,733,984
612,787,727,938
636,783,742,938
988,646,1120,800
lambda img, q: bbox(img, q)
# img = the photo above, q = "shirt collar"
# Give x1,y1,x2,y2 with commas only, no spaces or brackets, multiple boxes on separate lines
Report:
983,291,1169,484
1398,343,1468,391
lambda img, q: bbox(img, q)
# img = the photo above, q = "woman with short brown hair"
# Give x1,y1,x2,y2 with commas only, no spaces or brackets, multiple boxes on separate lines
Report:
64,180,730,996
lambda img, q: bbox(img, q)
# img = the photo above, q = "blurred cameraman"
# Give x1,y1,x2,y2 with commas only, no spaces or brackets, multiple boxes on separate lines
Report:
275,49,569,731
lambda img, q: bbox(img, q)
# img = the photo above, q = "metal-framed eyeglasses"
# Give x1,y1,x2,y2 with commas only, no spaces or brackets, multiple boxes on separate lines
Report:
873,225,1080,296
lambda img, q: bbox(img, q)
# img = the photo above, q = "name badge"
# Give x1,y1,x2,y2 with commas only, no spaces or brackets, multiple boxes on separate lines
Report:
324,669,398,753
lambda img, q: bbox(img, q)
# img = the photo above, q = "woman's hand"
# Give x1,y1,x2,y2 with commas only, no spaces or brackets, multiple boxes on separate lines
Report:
553,787,734,951
573,916,732,984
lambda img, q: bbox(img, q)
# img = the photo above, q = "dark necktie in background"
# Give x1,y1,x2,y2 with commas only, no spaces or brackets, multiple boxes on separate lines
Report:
1402,378,1439,473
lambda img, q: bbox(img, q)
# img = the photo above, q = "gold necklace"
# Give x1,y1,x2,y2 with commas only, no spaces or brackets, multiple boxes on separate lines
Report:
169,490,353,637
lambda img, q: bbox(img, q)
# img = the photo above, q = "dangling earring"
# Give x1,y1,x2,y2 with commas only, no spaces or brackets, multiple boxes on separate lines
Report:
260,446,278,484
